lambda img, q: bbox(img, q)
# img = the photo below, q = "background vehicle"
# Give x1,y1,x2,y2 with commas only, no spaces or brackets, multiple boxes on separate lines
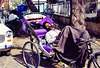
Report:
0,23,13,56
85,2,96,13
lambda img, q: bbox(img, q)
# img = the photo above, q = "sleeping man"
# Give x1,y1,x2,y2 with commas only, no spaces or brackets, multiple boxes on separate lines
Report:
43,21,90,68
42,21,61,44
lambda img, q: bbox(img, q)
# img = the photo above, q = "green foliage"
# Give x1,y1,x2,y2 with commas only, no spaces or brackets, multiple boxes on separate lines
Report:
11,0,22,5
85,0,95,2
58,0,64,1
86,0,91,2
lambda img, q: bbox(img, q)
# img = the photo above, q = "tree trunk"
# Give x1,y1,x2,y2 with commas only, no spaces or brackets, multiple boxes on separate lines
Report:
26,0,38,12
70,0,86,30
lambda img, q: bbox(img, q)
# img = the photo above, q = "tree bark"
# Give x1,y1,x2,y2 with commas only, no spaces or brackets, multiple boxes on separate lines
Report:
71,0,86,30
26,0,38,12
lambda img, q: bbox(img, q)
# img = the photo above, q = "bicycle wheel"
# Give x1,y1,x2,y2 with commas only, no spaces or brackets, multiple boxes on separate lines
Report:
87,52,100,68
23,41,40,68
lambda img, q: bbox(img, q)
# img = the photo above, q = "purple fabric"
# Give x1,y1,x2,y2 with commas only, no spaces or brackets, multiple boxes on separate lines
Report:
22,18,48,35
43,45,53,53
22,18,29,33
38,16,53,25
37,36,42,42
34,29,47,35
22,15,53,36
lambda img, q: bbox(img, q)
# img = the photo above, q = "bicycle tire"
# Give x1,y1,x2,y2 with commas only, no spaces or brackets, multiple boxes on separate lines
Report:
22,41,40,68
87,52,100,68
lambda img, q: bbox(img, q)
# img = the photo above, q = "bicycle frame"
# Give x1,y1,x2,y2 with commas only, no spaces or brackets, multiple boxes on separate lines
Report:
78,37,100,68
88,40,100,68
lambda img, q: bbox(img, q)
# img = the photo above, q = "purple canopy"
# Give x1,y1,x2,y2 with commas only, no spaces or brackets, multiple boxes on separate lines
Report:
38,16,54,25
22,15,54,36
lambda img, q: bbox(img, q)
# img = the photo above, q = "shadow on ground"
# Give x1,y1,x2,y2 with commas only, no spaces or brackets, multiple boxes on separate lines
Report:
14,30,29,38
12,51,57,68
11,51,27,68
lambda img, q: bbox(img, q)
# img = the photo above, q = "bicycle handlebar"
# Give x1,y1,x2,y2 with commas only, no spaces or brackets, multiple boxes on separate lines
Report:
76,37,99,45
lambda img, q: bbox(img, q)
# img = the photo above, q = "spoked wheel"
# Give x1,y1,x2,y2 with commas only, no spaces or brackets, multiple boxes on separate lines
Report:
87,52,100,68
23,41,40,68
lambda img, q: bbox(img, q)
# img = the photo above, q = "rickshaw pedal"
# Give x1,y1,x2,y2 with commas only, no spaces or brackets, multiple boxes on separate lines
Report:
69,61,76,68
50,59,60,63
42,56,48,59
40,52,43,56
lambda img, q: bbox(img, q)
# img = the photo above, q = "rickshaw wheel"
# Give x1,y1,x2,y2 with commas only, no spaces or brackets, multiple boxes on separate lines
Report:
22,41,40,68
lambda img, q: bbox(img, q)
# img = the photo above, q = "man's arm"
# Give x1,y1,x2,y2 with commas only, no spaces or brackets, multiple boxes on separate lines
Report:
45,31,56,44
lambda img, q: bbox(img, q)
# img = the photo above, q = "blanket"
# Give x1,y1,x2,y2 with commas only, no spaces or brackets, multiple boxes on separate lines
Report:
52,26,90,67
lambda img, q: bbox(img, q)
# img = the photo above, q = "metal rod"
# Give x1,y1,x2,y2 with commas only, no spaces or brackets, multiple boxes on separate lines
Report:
8,0,9,13
69,0,72,25
52,0,53,9
38,0,40,12
64,0,66,16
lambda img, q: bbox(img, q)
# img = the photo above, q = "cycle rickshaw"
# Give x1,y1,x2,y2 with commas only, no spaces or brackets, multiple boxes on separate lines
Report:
22,12,56,68
21,12,100,68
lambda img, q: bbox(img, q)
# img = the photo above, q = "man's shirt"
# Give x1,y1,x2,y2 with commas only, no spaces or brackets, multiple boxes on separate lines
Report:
45,29,61,44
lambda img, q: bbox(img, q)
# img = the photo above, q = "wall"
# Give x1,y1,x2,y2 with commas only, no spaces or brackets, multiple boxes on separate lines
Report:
53,14,70,29
97,0,100,10
85,21,100,36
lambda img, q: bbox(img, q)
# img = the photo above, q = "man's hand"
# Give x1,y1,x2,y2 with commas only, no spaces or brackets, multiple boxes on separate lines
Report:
56,32,61,39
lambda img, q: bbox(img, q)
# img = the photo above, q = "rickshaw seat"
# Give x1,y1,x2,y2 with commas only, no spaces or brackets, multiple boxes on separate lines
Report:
34,16,54,36
22,14,54,36
34,29,47,35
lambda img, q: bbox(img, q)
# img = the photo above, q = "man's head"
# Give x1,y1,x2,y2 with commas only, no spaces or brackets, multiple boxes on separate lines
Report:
43,21,51,31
